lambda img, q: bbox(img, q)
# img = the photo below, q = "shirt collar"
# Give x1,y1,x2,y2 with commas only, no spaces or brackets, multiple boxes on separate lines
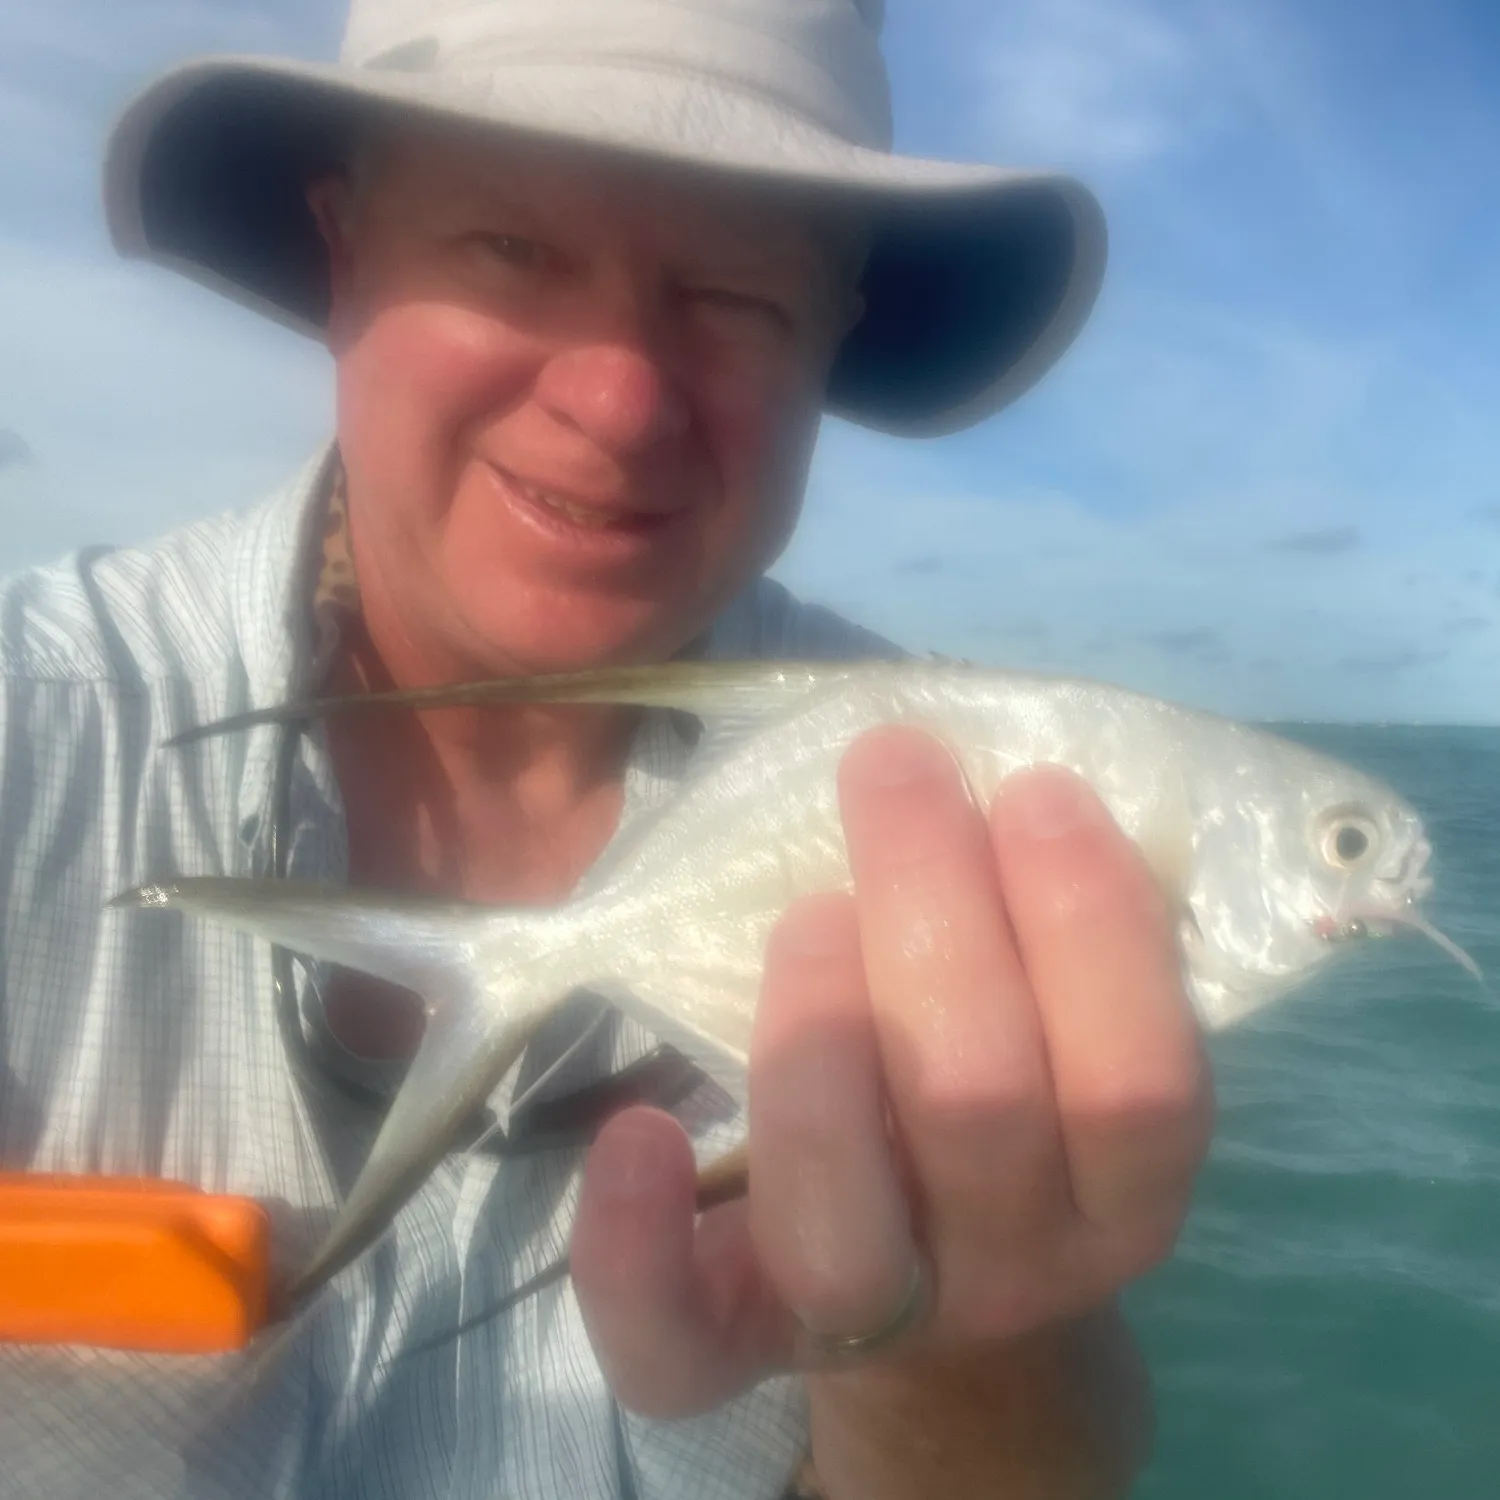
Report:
228,441,343,845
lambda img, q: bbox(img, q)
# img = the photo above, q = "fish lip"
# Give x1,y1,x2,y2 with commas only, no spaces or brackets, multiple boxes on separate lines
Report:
1326,894,1422,935
1317,894,1420,943
1314,910,1371,943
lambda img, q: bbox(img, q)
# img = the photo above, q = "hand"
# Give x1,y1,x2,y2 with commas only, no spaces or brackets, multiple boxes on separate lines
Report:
569,725,1213,1423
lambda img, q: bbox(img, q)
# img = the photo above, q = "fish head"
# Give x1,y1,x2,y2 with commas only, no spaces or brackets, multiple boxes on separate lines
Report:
1179,734,1463,1030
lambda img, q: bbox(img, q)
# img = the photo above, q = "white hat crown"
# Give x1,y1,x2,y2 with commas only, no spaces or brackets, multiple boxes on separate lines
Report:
341,0,893,150
105,0,1107,435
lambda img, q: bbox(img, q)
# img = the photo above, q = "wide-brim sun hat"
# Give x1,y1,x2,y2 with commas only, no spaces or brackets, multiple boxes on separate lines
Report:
103,0,1108,439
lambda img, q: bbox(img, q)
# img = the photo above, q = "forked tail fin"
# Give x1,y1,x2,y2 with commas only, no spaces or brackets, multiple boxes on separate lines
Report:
110,878,560,1304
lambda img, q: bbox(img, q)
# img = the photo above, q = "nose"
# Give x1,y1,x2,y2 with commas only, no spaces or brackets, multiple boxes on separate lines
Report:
534,342,690,457
1403,837,1433,895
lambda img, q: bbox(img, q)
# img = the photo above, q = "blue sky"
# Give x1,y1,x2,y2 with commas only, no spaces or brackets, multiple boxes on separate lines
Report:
1,0,1497,722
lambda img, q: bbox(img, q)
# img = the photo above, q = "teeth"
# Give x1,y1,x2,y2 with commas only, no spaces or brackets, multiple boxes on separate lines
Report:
515,478,617,529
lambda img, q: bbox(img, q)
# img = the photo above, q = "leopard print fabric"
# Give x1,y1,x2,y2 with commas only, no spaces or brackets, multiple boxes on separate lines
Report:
310,463,362,664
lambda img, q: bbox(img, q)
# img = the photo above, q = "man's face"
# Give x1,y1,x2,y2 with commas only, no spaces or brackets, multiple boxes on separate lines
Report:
311,127,863,676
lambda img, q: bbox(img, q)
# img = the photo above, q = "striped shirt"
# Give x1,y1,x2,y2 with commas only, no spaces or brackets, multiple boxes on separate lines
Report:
0,446,895,1500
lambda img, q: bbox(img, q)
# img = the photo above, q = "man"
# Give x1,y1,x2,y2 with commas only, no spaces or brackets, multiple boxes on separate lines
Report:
0,1,1212,1496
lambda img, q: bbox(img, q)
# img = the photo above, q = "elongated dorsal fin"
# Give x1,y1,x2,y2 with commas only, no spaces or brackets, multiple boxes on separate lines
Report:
165,660,862,748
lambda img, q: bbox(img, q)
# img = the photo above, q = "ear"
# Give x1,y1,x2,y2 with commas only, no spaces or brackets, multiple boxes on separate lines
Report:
305,173,360,350
306,172,356,258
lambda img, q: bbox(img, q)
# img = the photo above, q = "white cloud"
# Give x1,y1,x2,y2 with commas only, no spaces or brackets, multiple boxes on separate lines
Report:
778,260,1500,725
1,0,1495,729
889,0,1500,722
976,0,1236,170
0,234,331,572
0,3,340,232
777,420,1500,724
0,2,341,573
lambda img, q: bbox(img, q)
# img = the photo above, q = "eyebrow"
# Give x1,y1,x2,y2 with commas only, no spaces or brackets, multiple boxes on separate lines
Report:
407,157,866,290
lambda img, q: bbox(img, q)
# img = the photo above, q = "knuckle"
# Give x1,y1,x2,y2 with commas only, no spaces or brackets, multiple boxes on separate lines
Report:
1055,844,1171,934
781,1262,889,1334
912,1065,1048,1147
1061,1218,1185,1303
856,821,972,897
842,724,954,787
609,1364,703,1421
962,1260,1081,1343
1072,1062,1213,1142
840,740,977,857
770,892,859,958
750,1093,849,1165
1089,1151,1200,1250
1112,1213,1189,1281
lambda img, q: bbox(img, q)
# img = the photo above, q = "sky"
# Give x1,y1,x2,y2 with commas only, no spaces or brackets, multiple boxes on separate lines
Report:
1,0,1497,722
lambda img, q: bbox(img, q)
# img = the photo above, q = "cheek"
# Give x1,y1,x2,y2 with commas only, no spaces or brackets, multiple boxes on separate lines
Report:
694,354,823,546
337,304,540,507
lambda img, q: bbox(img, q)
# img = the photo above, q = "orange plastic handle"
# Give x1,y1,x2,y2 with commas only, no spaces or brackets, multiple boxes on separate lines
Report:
0,1174,271,1354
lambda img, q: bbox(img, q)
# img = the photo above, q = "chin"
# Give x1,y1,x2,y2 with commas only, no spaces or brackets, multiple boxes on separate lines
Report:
460,593,704,676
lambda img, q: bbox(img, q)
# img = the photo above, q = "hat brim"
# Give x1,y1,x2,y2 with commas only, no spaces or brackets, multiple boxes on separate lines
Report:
104,56,1107,438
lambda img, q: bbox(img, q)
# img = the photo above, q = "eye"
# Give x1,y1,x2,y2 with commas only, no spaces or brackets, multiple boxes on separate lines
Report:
474,233,564,271
688,287,793,331
1320,811,1379,869
1335,825,1369,862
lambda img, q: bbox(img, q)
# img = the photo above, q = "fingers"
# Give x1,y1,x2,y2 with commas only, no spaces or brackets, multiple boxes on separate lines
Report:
836,727,1068,1321
572,1107,763,1417
834,728,1211,1337
748,893,915,1341
575,890,928,1416
990,765,1213,1265
575,731,1215,1421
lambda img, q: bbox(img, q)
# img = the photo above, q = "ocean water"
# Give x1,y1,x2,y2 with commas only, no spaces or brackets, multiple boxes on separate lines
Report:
1126,725,1500,1500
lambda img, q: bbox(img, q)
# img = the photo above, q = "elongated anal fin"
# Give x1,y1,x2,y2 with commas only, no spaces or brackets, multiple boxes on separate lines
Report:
112,876,559,1308
287,1005,545,1306
161,661,863,747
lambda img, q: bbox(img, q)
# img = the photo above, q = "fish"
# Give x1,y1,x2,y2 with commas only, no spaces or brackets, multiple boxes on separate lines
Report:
112,658,1474,1313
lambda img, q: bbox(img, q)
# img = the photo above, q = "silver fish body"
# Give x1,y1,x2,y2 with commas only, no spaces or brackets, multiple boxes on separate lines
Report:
117,659,1445,1302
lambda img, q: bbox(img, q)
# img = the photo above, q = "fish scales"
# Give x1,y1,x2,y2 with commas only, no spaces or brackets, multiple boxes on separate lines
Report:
114,659,1466,1306
547,667,1194,1080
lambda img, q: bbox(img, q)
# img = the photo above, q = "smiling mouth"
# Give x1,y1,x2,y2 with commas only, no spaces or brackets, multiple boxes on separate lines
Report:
498,467,677,533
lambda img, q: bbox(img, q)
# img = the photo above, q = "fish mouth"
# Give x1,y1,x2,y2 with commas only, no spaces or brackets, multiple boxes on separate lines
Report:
1316,897,1484,985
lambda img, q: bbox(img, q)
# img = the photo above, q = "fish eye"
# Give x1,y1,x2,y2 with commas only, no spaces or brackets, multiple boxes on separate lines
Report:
1319,810,1380,870
1335,825,1368,862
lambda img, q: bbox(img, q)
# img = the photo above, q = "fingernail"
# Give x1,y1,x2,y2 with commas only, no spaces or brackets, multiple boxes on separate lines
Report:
596,1117,673,1201
1009,765,1105,841
778,896,856,958
852,728,952,789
